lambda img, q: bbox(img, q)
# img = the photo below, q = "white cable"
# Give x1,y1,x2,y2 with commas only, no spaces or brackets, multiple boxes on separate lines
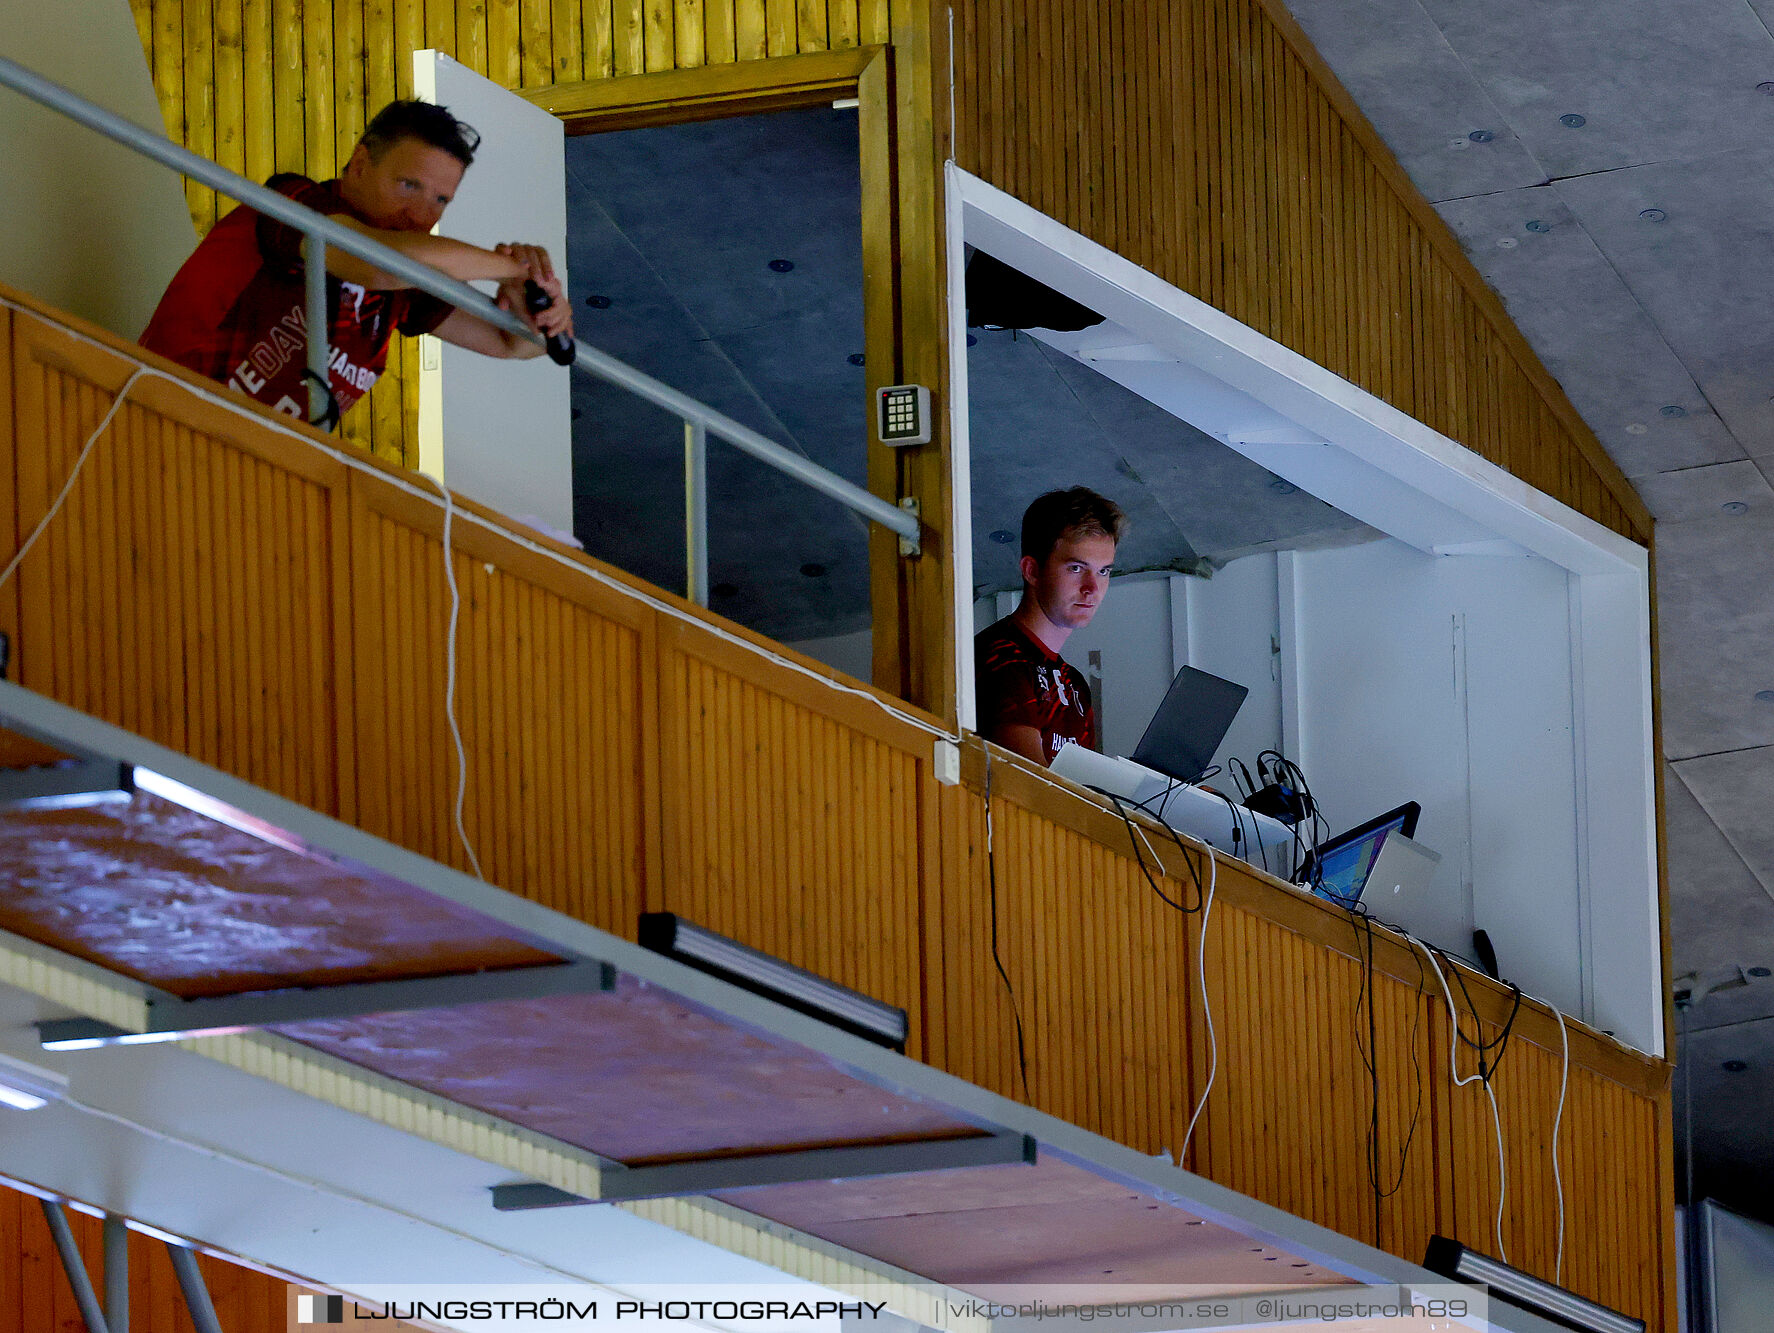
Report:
1182,843,1217,1162
0,366,147,592
0,298,959,746
1414,937,1509,1261
427,474,485,881
1548,998,1570,1283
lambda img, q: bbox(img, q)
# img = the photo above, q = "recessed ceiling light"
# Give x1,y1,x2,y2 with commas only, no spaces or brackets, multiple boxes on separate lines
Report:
1722,501,1748,515
1723,1059,1749,1072
584,294,611,308
1526,219,1552,233
1641,209,1668,223
847,353,865,366
1756,690,1774,703
800,563,827,578
989,529,1014,545
1468,129,1495,142
768,259,795,273
1750,966,1771,978
1660,404,1686,416
1560,113,1587,127
1758,81,1774,96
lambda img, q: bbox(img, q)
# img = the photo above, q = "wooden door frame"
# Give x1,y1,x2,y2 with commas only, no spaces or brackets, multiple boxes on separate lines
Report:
521,47,953,720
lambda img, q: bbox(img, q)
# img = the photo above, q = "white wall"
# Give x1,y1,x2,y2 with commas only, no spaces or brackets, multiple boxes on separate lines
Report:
975,538,1599,1031
1284,539,1583,1012
0,0,197,338
414,53,573,535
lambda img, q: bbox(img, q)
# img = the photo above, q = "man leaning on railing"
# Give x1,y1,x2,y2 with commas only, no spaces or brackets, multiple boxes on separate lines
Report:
138,100,573,427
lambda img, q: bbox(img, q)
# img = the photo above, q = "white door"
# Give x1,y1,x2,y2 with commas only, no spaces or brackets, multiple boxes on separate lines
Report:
413,50,573,539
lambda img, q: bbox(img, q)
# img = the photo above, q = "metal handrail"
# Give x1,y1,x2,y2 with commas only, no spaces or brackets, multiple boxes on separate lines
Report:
0,54,921,591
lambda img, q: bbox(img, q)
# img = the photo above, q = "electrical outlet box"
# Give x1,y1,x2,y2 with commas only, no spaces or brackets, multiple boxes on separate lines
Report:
878,384,932,446
933,738,961,786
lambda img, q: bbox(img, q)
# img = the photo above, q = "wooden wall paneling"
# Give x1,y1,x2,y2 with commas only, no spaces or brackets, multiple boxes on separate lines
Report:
271,0,305,170
460,0,491,73
341,465,654,927
653,611,929,1019
334,0,366,162
674,0,706,67
765,0,795,57
0,308,16,677
185,0,219,231
520,0,553,85
857,0,886,46
7,317,348,812
644,0,676,71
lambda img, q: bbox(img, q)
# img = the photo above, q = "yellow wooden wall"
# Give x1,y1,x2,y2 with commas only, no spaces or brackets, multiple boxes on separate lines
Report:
125,0,908,470
951,0,1652,545
2,295,1674,1327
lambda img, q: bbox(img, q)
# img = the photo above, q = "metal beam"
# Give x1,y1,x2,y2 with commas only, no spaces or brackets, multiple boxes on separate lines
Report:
493,1131,1036,1207
0,757,130,810
40,1201,110,1333
166,1244,225,1333
103,1215,128,1333
38,959,616,1048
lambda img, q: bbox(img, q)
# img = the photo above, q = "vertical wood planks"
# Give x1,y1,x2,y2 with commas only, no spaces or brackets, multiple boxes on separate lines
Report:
1,301,1668,1326
948,0,1650,546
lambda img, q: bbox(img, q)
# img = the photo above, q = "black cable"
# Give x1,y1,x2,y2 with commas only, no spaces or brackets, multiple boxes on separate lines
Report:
1107,792,1201,914
983,751,1032,1101
1345,903,1427,1210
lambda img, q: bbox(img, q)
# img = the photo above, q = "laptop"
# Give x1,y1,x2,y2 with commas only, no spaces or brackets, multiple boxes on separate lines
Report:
1301,802,1423,905
1129,665,1249,785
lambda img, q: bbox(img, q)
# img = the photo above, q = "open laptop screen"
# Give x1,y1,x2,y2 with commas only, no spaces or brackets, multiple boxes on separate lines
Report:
1306,802,1421,906
1130,666,1248,785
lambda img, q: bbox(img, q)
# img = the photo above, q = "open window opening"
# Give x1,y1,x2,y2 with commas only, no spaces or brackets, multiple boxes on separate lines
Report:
950,166,1662,1056
562,106,874,673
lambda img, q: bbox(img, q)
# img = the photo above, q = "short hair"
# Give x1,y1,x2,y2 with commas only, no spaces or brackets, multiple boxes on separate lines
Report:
1021,487,1127,563
358,100,481,168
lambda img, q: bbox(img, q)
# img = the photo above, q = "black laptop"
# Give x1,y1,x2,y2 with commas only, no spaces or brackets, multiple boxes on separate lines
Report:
1129,665,1248,785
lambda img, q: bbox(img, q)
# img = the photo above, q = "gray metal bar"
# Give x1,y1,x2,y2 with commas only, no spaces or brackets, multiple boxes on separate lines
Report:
166,1244,226,1333
103,1214,128,1333
39,1201,110,1333
684,420,709,606
0,757,131,809
304,232,330,428
492,1131,1034,1207
38,959,615,1047
0,54,919,546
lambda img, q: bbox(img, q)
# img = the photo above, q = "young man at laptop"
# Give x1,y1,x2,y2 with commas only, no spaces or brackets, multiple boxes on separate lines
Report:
975,487,1125,766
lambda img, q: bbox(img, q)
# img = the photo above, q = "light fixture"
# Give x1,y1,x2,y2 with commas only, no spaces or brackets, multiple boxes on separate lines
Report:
639,913,907,1051
0,1052,69,1110
1424,1236,1644,1333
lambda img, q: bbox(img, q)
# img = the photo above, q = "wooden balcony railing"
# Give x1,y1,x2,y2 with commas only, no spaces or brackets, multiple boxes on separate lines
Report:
0,286,1674,1329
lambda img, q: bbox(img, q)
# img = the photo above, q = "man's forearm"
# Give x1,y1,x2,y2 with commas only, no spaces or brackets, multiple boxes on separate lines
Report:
314,225,527,291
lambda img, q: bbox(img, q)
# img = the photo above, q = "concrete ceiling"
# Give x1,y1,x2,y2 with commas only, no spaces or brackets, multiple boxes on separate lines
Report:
1282,0,1774,1220
562,109,1366,645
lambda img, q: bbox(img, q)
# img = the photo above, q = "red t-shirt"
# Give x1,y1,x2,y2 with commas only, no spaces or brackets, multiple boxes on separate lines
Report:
975,615,1096,763
139,174,453,419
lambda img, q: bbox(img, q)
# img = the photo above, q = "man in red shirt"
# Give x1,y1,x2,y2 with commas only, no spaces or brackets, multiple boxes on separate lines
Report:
140,100,572,425
975,487,1126,766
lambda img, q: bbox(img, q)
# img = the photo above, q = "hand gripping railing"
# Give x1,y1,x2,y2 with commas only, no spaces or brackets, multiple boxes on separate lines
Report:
0,55,922,597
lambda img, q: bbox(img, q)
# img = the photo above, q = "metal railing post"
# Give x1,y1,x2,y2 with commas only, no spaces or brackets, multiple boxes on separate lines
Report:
39,1200,110,1333
304,230,330,428
166,1244,225,1333
685,420,709,606
103,1214,129,1333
